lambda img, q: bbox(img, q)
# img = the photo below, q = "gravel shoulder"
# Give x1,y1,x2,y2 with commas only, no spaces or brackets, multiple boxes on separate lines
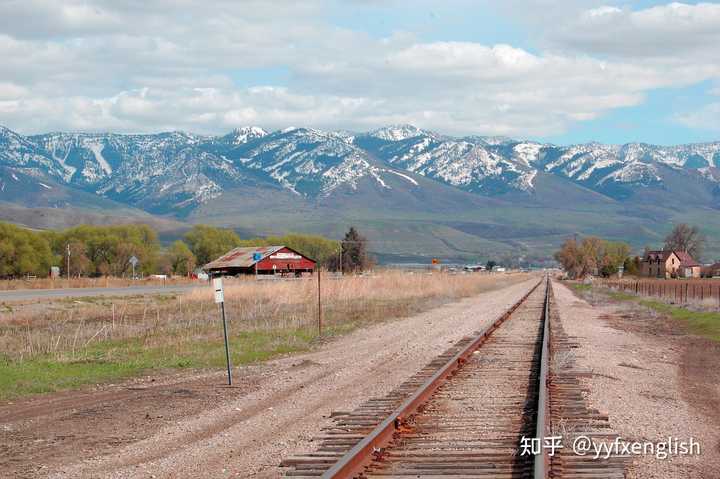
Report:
553,280,720,479
2,277,539,479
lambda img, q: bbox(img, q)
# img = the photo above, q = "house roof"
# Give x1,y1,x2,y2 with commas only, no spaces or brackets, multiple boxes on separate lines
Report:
204,245,285,270
644,250,665,261
675,251,701,267
643,249,700,267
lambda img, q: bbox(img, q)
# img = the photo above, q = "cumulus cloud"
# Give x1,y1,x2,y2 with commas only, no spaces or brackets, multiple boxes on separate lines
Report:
551,2,720,59
0,0,719,137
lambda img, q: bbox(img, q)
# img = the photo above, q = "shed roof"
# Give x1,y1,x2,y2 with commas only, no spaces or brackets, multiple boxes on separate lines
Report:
204,245,285,270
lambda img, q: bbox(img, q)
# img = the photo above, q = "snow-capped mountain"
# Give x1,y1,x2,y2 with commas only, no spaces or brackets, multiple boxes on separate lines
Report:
1,124,719,216
356,129,720,196
219,126,268,145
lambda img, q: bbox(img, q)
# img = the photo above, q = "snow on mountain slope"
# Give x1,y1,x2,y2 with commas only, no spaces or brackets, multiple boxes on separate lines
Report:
0,126,57,172
367,124,430,142
1,124,719,215
220,126,268,145
226,127,418,195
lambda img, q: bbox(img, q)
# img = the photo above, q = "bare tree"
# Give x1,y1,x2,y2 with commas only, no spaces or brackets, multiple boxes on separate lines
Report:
664,224,704,260
554,236,631,278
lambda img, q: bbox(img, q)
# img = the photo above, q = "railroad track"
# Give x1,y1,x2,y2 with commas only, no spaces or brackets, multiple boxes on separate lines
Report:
282,278,625,478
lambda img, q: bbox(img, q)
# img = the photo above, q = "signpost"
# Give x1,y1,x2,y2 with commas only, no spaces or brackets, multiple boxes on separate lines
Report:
213,277,233,385
129,255,139,279
431,258,440,272
317,269,322,336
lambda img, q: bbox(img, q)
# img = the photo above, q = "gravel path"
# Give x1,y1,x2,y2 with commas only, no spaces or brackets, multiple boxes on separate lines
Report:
553,281,720,479
46,277,539,479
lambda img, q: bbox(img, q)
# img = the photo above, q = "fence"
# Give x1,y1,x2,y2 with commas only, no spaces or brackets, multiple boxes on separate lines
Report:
598,278,720,308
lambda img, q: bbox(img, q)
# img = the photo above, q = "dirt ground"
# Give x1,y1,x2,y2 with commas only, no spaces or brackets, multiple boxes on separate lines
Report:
0,277,539,478
554,281,720,478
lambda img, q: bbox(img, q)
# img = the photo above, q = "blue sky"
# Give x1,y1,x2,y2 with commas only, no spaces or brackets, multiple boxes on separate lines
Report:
0,1,719,145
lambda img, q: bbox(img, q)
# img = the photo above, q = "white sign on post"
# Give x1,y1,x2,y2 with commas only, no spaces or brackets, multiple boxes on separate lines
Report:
213,277,224,303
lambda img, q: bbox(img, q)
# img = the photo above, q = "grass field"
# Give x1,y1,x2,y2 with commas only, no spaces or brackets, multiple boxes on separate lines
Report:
572,283,720,342
0,271,529,400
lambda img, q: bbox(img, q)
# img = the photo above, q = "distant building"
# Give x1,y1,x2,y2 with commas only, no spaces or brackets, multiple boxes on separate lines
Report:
203,245,316,277
641,250,701,278
463,264,485,272
702,262,720,278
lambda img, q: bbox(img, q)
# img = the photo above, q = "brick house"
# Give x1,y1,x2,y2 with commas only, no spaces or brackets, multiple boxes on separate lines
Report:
641,250,701,278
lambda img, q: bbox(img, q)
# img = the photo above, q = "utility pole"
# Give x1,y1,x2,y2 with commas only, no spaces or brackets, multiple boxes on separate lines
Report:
338,242,343,275
66,244,71,281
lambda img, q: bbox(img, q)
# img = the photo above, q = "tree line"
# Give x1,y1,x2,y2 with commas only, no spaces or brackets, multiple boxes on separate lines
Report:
0,221,371,278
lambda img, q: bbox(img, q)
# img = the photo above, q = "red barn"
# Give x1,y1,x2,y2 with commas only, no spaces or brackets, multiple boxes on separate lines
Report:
203,245,316,277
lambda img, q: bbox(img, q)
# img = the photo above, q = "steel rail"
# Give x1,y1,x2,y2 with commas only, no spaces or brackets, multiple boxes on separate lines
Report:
534,276,551,478
319,278,544,479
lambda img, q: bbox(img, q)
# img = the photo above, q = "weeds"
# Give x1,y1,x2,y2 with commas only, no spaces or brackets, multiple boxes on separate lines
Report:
0,272,529,399
572,283,720,343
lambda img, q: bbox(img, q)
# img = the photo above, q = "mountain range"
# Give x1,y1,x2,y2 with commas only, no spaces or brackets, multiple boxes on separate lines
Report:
2,124,719,263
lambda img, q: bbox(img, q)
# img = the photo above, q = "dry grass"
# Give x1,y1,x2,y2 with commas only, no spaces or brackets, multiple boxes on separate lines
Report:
2,271,527,361
0,276,195,291
0,271,530,398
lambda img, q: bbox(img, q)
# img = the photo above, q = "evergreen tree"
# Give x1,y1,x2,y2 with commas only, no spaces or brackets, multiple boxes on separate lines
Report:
341,227,370,273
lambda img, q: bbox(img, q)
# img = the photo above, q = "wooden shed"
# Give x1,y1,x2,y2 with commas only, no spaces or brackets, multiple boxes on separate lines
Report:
203,245,316,277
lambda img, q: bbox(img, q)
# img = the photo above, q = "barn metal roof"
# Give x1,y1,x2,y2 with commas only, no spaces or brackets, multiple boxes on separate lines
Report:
204,245,285,270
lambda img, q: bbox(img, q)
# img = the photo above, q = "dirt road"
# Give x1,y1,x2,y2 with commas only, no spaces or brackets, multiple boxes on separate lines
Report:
0,284,203,302
555,281,720,478
1,277,539,478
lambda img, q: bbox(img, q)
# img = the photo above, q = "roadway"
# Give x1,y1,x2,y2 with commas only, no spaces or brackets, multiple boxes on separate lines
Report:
0,283,205,302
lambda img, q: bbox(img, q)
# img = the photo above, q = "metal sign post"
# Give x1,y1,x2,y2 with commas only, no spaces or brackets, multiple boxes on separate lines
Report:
213,277,232,385
317,269,322,336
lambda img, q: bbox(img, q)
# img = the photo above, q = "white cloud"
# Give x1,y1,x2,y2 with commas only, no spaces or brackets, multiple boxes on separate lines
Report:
0,82,28,100
0,1,719,138
675,103,720,131
552,2,720,59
